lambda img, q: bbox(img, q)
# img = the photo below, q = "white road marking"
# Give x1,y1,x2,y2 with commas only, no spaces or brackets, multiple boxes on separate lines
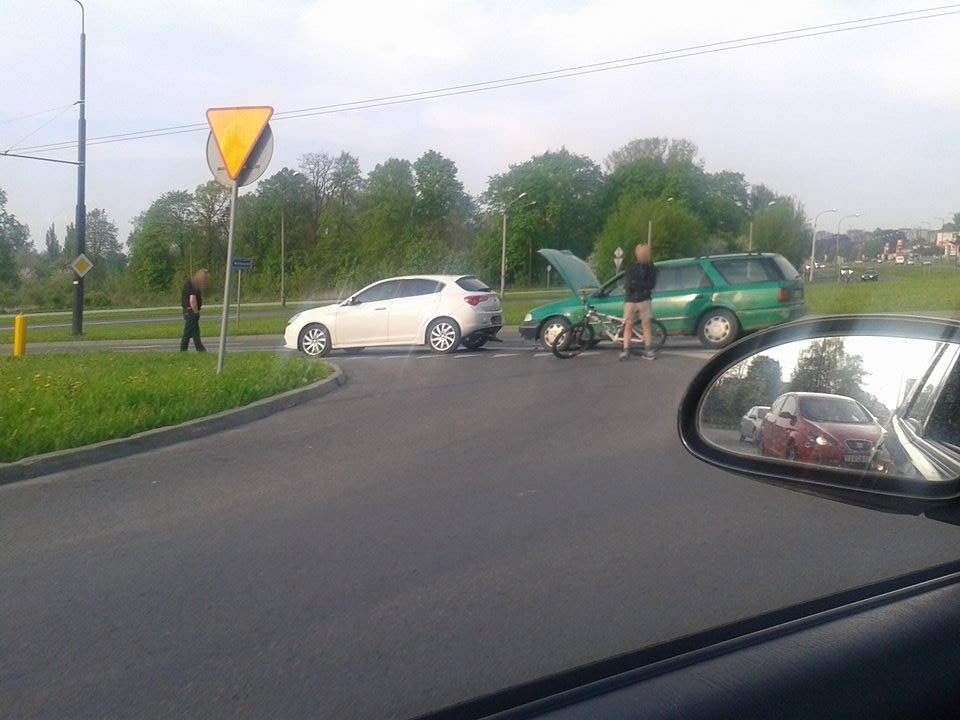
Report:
662,350,713,360
491,353,519,358
533,352,553,357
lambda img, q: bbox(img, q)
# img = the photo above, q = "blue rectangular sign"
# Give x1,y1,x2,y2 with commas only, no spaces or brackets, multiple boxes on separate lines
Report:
232,259,253,270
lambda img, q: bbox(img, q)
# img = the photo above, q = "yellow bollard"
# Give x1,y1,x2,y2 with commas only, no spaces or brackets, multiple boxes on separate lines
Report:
12,314,26,357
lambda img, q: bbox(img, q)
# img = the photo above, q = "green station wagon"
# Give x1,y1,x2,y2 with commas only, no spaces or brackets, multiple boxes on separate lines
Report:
520,249,807,349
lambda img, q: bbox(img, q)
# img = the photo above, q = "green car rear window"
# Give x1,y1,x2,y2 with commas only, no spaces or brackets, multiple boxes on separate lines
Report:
710,257,779,285
771,255,801,280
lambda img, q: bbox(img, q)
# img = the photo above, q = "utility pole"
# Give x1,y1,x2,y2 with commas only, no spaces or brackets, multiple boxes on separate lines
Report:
71,0,87,336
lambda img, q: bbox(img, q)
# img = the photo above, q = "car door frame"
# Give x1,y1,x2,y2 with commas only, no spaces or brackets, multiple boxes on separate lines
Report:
387,278,444,344
335,279,400,346
651,260,716,335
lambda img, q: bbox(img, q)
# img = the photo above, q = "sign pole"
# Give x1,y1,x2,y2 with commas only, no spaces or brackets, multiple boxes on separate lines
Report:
236,268,241,332
216,180,239,375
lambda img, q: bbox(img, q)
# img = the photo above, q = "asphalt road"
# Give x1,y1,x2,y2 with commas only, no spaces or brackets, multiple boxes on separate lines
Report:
4,339,960,719
703,426,760,456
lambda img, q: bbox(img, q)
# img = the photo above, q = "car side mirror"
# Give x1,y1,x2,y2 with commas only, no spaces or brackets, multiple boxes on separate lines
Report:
678,315,960,501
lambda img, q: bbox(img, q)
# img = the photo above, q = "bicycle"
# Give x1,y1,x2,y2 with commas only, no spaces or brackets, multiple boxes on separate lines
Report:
551,291,667,359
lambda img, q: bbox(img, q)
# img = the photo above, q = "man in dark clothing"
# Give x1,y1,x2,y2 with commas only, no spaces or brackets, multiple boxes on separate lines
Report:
621,244,657,361
180,269,210,351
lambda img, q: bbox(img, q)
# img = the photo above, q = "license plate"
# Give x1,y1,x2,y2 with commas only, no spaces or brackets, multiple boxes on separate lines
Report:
491,314,502,324
843,454,870,464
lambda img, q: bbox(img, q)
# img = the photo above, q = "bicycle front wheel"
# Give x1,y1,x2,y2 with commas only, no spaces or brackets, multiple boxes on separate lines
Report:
630,319,667,353
552,326,587,359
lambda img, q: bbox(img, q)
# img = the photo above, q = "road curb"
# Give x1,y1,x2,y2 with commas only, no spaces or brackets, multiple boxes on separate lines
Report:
0,363,346,487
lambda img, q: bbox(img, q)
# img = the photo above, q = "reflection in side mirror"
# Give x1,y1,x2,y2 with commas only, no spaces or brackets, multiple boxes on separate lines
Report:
680,316,960,501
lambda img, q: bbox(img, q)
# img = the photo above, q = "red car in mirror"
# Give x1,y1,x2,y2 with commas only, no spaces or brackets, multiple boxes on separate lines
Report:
759,392,884,469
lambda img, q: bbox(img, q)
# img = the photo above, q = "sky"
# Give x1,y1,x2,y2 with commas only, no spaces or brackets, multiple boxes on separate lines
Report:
2,0,959,250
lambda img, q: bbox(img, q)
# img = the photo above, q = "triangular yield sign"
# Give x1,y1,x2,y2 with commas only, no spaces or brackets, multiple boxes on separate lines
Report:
206,106,274,181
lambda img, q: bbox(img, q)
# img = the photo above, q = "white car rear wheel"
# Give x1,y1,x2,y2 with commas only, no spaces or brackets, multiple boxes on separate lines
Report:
427,318,460,353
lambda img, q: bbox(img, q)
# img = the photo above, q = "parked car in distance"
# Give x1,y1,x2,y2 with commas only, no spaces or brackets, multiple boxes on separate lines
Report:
840,266,855,282
895,255,906,265
759,392,885,469
521,250,806,349
860,267,879,282
739,405,771,443
284,275,502,356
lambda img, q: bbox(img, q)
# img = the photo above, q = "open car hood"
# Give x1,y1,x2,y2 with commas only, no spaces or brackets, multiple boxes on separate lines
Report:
537,249,601,296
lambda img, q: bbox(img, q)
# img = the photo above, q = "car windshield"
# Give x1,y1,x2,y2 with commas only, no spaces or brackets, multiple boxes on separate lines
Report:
4,3,960,719
800,397,873,424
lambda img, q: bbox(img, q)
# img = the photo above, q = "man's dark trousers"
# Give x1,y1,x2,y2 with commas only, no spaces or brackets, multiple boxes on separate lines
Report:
181,311,206,351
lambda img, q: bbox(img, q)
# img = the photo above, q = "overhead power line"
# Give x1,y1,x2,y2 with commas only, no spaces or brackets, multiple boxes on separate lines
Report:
0,102,77,126
9,4,960,156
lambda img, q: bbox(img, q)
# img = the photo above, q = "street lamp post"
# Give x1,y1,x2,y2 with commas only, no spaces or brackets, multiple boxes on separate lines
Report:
280,197,286,307
71,0,87,336
647,197,674,252
808,208,838,282
836,213,859,282
748,200,779,252
500,192,533,297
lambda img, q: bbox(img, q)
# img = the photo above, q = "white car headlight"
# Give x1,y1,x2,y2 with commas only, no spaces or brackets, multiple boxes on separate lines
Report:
813,435,832,446
523,313,533,322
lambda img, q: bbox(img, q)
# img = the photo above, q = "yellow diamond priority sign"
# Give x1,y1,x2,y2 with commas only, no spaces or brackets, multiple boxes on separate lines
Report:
206,106,274,181
70,253,93,278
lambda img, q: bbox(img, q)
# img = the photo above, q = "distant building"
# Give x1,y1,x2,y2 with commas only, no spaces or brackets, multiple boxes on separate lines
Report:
938,231,959,258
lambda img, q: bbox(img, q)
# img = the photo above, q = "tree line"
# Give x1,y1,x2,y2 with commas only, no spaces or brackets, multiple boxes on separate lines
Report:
5,136,952,311
701,338,890,429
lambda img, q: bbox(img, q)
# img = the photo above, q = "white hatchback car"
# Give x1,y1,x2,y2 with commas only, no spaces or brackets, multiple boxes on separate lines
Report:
284,275,503,356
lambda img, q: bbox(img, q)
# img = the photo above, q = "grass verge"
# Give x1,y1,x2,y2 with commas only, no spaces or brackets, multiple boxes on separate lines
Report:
2,316,286,344
0,352,329,463
804,265,960,315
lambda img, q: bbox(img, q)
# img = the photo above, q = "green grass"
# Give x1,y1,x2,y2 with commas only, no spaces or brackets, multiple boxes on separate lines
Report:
502,290,567,324
804,263,960,316
0,352,329,463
